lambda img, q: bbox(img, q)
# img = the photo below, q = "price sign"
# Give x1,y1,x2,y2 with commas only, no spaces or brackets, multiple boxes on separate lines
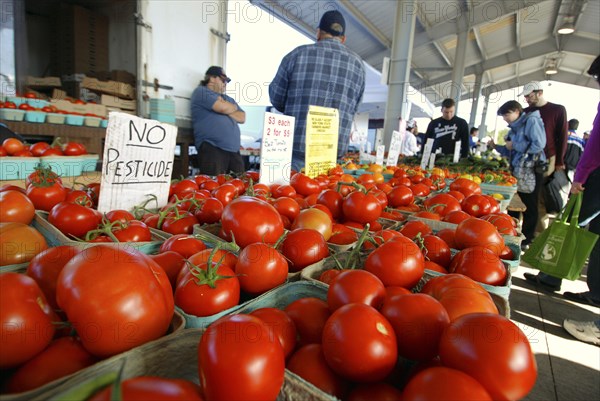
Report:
259,112,295,185
420,138,435,170
98,112,177,212
305,105,339,178
376,145,385,166
453,141,462,163
386,130,402,167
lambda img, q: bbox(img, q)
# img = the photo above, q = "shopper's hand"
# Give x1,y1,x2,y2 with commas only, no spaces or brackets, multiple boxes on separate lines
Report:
555,164,565,171
570,182,584,194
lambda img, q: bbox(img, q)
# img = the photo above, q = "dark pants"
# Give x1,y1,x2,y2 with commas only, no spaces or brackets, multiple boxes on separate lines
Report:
195,142,244,176
513,169,545,244
539,167,600,297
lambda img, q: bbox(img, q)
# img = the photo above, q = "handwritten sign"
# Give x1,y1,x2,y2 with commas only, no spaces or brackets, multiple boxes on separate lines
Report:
376,145,385,166
453,141,462,163
259,112,295,185
429,152,437,170
420,138,435,170
305,105,339,178
98,112,177,212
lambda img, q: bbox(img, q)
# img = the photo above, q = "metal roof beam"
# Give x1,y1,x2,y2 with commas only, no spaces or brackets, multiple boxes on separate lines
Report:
412,0,547,48
413,35,598,89
336,0,391,48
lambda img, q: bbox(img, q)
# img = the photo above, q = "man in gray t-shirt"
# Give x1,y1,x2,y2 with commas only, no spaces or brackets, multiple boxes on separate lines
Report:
191,66,246,175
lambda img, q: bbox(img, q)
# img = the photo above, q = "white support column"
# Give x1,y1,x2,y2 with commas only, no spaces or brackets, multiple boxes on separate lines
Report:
478,93,490,135
382,0,417,148
469,72,484,130
450,14,469,114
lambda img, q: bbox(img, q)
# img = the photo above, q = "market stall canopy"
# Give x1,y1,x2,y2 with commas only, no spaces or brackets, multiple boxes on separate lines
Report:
359,61,435,119
249,0,600,106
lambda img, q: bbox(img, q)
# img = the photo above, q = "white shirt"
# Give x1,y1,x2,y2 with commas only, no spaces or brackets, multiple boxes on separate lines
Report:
401,132,420,156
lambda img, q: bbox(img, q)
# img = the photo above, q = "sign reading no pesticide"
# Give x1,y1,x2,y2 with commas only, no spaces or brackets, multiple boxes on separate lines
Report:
97,112,178,213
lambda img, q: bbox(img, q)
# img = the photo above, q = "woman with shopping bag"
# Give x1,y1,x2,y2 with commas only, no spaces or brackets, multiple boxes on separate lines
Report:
497,100,546,247
523,56,600,318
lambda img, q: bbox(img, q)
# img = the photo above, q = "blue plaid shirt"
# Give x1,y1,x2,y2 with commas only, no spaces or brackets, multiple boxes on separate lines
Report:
269,38,365,162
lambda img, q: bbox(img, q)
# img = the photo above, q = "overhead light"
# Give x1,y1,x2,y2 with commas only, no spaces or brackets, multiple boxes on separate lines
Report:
546,65,558,75
558,17,575,35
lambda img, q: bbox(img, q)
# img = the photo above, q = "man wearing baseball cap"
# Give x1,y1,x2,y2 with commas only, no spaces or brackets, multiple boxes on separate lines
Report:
191,66,245,175
520,80,569,291
269,10,366,171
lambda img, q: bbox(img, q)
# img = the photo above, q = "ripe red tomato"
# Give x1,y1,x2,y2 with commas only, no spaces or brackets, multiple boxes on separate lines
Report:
342,191,382,224
41,147,64,156
284,297,331,346
450,246,507,286
56,246,174,357
235,243,288,295
169,178,199,199
88,377,203,400
175,252,240,316
381,293,450,361
26,245,79,310
220,196,284,248
386,185,414,207
5,336,98,394
402,367,492,401
290,173,321,196
364,236,424,288
280,228,330,272
454,218,505,255
287,344,348,399
443,210,471,224
149,251,186,289
399,220,433,239
62,142,87,156
212,183,238,206
291,208,333,240
48,201,102,238
161,212,197,235
0,190,35,224
327,269,386,312
0,222,48,266
421,274,499,321
26,182,68,212
480,213,518,236
439,313,537,400
420,234,452,268
29,142,51,157
105,209,135,223
159,234,207,258
450,178,482,197
461,194,493,217
198,314,285,401
2,138,25,155
193,197,223,224
436,228,457,248
110,220,152,242
250,307,297,358
322,303,397,382
272,196,300,222
0,273,56,369
64,189,94,207
317,189,344,220
423,193,462,217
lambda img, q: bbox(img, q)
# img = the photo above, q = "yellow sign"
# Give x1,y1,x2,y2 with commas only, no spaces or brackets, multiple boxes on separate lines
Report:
305,105,339,178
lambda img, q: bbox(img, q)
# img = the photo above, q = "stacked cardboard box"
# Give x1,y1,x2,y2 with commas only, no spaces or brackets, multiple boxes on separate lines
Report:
51,4,109,77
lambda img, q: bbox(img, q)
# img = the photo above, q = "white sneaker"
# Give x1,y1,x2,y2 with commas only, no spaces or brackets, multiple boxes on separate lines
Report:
563,319,600,346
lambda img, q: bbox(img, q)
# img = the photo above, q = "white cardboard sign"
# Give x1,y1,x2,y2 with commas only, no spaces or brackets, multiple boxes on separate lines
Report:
98,112,177,212
453,141,462,163
259,112,295,185
386,130,402,167
376,145,385,166
420,138,435,170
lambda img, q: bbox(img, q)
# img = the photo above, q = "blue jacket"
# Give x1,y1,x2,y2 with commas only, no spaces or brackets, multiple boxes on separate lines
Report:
506,110,546,169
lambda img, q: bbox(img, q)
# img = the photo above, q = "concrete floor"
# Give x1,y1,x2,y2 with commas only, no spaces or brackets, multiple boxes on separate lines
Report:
509,264,600,401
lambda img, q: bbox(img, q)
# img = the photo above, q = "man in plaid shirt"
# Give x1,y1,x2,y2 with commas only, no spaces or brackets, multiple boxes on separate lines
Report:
269,10,366,171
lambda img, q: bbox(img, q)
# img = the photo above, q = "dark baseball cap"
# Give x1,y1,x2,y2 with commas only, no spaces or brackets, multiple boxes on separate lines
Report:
205,66,231,83
318,10,345,37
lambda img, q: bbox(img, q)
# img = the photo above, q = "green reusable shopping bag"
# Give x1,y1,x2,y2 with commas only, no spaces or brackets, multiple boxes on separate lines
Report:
522,192,599,280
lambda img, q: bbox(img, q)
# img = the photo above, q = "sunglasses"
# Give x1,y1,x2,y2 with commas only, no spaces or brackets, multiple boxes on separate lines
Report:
219,75,231,84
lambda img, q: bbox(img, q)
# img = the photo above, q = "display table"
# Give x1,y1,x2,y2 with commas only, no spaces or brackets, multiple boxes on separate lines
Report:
3,121,196,176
